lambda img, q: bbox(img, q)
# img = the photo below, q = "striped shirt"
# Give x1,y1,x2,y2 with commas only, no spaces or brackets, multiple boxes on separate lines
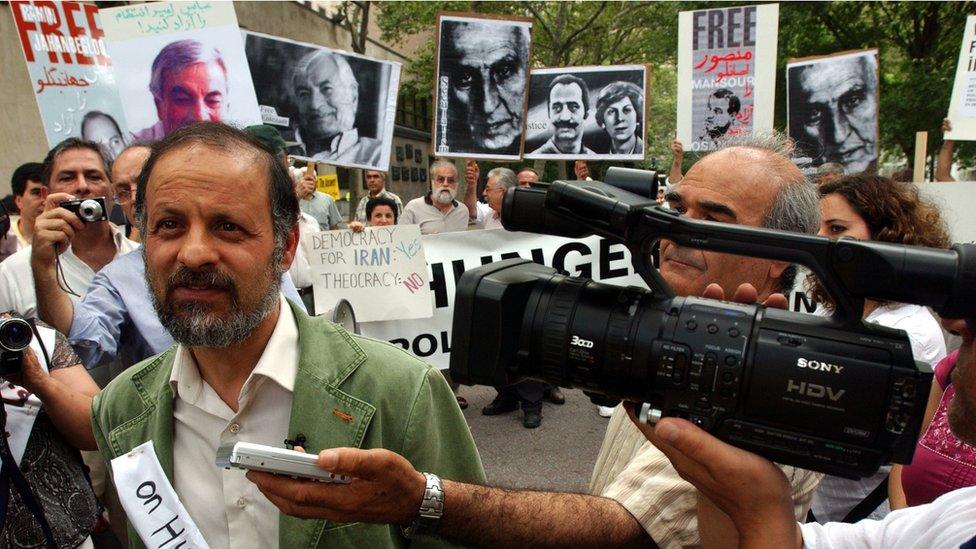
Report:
590,405,824,548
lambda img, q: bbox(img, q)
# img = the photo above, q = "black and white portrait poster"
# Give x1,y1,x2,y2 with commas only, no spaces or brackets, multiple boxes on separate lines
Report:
524,65,647,161
433,13,532,161
100,2,261,143
243,30,400,171
787,49,879,175
677,4,778,153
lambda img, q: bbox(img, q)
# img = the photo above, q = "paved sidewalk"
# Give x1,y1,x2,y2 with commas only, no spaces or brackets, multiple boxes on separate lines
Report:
460,384,612,493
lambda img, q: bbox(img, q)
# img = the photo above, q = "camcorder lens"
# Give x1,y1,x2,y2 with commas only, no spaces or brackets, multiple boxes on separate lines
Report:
0,318,33,352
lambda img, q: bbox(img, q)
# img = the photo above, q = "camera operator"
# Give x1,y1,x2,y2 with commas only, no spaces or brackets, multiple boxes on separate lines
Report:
246,135,824,547
0,314,101,548
640,312,976,548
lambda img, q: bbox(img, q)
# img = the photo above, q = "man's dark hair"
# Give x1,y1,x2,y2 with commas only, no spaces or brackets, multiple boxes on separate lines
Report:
711,88,741,115
366,196,399,224
135,122,300,250
548,74,590,118
517,166,539,177
41,138,108,186
11,162,44,196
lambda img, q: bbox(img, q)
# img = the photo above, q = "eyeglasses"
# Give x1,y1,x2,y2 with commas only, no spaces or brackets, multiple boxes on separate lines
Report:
114,187,134,203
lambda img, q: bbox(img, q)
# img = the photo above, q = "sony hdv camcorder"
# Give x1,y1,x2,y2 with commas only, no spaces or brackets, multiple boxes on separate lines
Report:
450,176,976,478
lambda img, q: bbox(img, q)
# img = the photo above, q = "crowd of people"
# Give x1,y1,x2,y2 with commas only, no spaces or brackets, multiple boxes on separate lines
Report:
0,107,973,549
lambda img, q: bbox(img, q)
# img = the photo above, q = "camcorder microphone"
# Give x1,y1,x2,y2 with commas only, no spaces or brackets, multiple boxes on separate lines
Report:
449,176,976,479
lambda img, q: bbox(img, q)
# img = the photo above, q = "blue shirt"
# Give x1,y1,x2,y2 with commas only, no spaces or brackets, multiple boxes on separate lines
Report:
68,250,307,370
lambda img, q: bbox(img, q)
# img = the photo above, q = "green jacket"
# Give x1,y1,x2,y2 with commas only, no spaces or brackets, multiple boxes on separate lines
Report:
91,301,485,548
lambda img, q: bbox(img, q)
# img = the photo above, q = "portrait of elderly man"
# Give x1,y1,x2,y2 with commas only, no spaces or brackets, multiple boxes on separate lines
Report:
289,49,382,166
788,51,879,174
530,74,596,156
697,88,740,145
595,81,644,156
132,39,229,141
437,16,531,157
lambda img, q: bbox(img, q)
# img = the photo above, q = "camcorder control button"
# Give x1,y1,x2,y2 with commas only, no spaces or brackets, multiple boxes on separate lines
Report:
685,320,698,331
721,371,735,384
728,327,741,338
724,355,738,366
707,323,719,334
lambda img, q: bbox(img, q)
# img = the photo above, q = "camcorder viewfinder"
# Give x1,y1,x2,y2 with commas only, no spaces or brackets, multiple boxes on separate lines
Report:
450,174,976,478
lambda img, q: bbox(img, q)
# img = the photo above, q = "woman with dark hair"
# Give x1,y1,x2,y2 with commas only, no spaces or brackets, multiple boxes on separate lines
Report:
808,174,956,524
594,81,644,155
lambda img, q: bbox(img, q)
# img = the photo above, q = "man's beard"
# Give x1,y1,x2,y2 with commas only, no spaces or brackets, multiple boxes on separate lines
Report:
434,187,456,205
145,252,283,348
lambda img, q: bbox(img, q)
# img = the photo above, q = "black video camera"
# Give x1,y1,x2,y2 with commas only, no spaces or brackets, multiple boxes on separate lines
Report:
450,177,976,478
60,197,107,223
0,317,34,376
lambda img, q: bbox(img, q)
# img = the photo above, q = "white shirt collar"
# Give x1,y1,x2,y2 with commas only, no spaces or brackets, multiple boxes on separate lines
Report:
169,296,299,406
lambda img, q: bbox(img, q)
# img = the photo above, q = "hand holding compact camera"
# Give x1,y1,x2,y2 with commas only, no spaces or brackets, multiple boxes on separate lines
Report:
58,197,107,224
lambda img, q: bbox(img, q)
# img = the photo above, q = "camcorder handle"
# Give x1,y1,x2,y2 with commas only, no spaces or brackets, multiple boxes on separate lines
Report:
536,181,976,327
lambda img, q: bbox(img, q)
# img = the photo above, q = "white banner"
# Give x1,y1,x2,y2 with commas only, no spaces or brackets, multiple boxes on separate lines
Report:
947,15,976,141
307,225,431,322
677,4,778,153
111,441,209,549
359,230,645,370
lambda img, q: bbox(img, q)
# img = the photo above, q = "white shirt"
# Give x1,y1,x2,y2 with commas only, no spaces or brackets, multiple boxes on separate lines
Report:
801,485,976,548
0,223,137,318
170,297,297,548
811,302,947,522
289,212,321,289
473,201,504,230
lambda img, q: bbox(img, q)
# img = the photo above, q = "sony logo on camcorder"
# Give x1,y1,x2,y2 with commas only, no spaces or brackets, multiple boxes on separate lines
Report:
786,379,846,402
796,357,845,374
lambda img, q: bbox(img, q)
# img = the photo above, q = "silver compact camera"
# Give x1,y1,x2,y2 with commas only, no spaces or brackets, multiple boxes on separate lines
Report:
60,197,107,223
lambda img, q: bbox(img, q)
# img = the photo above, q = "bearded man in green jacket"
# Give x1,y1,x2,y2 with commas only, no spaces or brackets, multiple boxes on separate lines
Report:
90,122,484,548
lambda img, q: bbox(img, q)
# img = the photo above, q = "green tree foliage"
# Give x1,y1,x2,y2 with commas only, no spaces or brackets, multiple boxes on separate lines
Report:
377,1,976,171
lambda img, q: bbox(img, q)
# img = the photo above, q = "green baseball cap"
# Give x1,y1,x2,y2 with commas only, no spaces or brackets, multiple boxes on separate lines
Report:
246,124,288,155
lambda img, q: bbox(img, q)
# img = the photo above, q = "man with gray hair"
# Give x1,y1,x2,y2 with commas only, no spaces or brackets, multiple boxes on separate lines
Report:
245,133,825,548
399,160,476,234
290,49,381,165
474,167,516,230
133,39,229,141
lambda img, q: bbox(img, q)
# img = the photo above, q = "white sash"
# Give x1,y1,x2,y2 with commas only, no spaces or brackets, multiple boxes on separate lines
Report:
0,326,56,471
111,441,209,548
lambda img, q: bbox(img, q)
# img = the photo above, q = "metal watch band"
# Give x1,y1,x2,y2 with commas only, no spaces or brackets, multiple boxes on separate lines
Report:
401,472,444,539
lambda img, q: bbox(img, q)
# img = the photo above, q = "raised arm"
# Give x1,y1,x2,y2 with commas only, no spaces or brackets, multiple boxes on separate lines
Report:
935,118,956,182
32,192,86,334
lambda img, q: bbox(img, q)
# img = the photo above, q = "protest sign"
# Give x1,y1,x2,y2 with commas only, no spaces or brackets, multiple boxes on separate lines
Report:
433,13,533,161
99,1,261,142
787,49,879,175
243,30,400,171
524,65,648,161
307,225,431,322
947,15,976,141
9,1,130,158
359,230,643,369
677,4,778,153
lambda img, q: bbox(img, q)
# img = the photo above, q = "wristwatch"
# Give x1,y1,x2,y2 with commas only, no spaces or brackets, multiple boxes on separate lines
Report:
401,472,444,539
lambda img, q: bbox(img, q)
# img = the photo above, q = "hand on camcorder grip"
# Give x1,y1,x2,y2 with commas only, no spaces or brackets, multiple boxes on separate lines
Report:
645,417,801,549
702,282,789,310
